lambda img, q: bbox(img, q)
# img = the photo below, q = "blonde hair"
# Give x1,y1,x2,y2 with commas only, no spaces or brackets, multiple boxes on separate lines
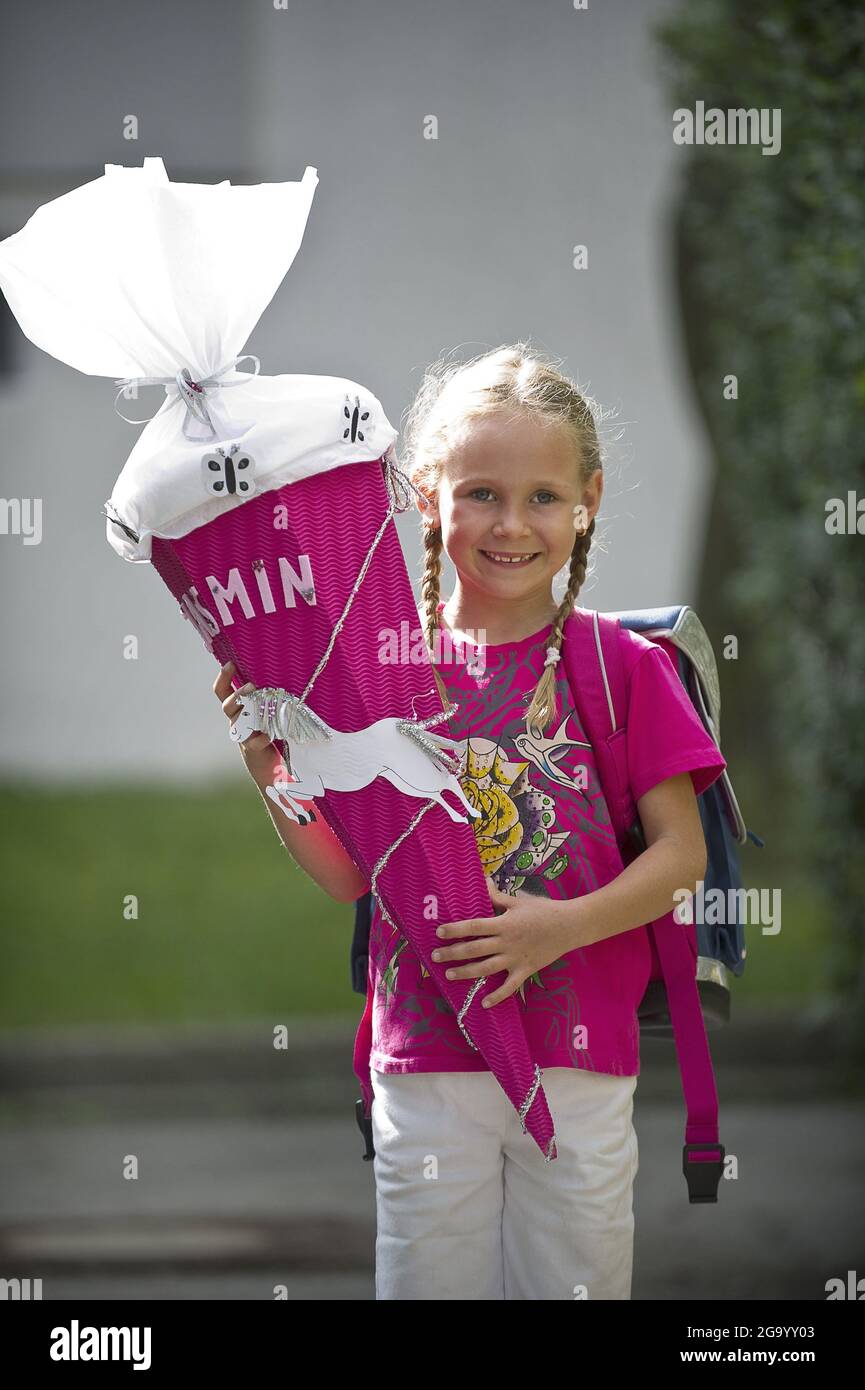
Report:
401,341,609,735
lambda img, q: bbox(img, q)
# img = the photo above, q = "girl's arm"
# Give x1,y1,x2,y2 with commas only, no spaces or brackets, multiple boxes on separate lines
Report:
214,662,370,905
243,741,371,904
566,770,708,946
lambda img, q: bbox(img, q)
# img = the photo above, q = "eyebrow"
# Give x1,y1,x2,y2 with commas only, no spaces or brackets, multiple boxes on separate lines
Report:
456,478,574,491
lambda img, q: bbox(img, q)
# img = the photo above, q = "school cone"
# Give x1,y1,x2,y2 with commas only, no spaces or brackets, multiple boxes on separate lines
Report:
150,455,559,1162
0,155,558,1159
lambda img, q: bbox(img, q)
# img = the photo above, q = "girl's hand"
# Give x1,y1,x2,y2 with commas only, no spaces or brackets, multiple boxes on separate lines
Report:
431,882,581,1008
212,661,274,762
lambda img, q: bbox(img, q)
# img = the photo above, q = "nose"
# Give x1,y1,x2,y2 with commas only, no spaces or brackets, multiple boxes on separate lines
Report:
491,505,532,538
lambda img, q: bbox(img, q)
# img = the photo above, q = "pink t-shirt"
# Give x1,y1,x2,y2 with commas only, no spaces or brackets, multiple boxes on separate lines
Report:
366,603,727,1079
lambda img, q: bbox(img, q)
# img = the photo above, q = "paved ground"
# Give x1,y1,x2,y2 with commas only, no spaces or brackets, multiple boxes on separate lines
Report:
0,1009,862,1300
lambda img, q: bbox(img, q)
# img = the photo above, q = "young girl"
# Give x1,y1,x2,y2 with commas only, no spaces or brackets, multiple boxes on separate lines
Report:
215,343,726,1301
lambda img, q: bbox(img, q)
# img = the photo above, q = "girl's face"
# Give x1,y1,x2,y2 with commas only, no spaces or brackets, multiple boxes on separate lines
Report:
418,412,603,608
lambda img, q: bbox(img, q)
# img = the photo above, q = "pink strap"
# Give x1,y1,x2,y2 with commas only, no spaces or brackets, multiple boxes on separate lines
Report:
651,913,720,1144
562,611,721,1156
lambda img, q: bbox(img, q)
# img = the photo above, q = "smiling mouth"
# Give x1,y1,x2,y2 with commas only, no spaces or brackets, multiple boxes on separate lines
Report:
479,550,540,566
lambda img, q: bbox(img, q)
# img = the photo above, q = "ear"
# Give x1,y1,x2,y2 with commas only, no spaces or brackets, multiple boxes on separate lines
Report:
581,468,603,524
416,487,439,525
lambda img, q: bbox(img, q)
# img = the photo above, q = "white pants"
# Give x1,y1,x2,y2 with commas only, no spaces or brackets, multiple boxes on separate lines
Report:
371,1066,638,1300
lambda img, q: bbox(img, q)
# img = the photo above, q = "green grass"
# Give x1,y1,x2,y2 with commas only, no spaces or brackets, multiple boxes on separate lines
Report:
0,781,360,1029
0,776,831,1029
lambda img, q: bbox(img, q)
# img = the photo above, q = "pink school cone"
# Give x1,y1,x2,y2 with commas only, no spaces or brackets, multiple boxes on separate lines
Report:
151,454,558,1161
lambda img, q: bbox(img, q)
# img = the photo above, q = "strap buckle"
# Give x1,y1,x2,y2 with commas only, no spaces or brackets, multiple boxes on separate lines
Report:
355,1099,376,1161
683,1142,725,1203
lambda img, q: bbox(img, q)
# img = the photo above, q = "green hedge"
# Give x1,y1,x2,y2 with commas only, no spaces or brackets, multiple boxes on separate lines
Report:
654,1,865,1047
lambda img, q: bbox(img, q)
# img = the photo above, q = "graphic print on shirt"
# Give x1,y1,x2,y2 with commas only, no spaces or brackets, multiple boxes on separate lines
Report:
365,616,727,1081
370,632,623,1066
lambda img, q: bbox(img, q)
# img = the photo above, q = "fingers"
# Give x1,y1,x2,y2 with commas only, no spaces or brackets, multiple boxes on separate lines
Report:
222,682,250,714
481,976,524,1008
432,934,500,964
440,956,507,983
223,686,257,735
486,884,512,914
212,662,274,754
213,660,243,704
212,662,251,722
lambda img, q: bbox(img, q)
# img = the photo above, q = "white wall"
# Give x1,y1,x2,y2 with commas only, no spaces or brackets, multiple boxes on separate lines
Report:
0,0,708,782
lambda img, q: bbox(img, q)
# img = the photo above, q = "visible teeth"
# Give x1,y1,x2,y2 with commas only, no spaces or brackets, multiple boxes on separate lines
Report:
483,551,536,564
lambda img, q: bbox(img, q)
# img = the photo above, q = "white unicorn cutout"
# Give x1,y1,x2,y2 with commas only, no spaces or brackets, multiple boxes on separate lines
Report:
229,686,481,827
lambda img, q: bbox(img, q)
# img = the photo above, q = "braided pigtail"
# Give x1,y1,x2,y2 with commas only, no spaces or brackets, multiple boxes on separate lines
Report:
419,521,452,711
523,517,595,737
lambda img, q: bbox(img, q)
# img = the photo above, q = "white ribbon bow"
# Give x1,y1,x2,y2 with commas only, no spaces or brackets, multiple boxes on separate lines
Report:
113,354,261,440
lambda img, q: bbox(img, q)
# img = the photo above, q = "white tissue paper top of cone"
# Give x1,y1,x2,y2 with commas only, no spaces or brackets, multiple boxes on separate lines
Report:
0,156,399,562
107,368,398,561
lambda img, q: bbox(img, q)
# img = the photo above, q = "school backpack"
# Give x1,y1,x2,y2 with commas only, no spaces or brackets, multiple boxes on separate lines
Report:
349,603,764,1203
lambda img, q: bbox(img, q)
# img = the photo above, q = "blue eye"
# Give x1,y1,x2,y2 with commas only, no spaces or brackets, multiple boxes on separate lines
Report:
467,488,558,503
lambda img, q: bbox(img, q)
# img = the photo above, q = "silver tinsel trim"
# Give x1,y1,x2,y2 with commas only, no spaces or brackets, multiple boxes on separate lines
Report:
456,977,485,1053
250,687,333,745
297,493,398,710
369,799,438,926
518,1064,542,1132
396,703,463,776
406,702,460,731
382,449,429,514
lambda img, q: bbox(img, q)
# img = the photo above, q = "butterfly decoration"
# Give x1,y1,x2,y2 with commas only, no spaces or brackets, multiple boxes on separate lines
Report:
201,444,256,497
343,393,371,444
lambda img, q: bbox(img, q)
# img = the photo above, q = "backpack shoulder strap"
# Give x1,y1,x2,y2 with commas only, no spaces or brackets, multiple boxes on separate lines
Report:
562,607,635,852
563,606,628,731
562,605,724,1202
